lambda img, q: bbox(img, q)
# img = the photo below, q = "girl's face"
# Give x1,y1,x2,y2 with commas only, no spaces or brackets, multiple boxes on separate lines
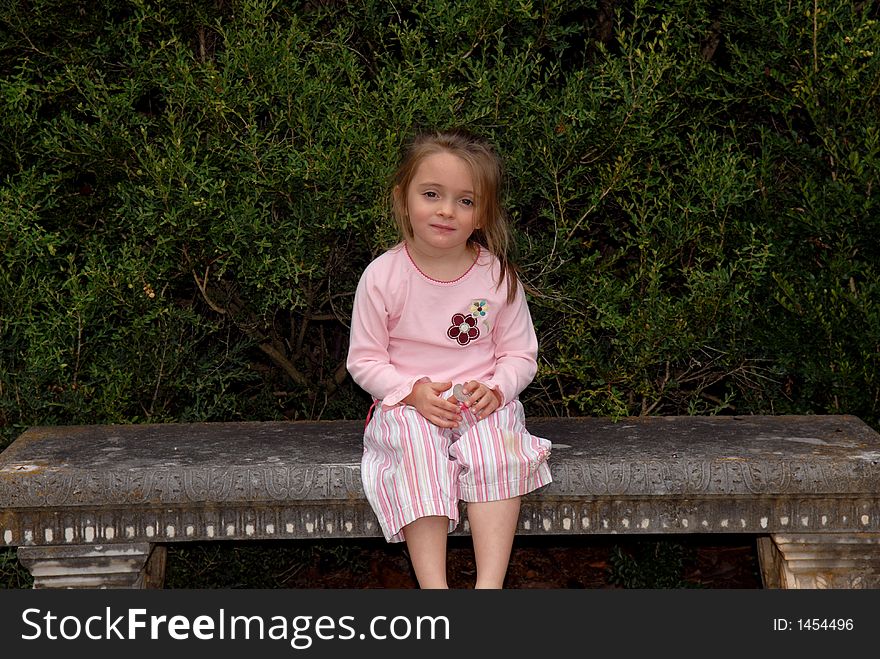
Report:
403,151,478,258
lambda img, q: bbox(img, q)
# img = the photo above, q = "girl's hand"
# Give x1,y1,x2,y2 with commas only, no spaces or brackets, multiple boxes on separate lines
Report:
460,381,503,419
403,381,462,428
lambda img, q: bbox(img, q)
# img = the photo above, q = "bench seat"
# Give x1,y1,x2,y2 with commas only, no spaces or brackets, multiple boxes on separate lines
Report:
2,414,879,588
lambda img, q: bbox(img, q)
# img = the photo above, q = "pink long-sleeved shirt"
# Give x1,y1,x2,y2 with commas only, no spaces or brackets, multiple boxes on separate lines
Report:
346,243,539,408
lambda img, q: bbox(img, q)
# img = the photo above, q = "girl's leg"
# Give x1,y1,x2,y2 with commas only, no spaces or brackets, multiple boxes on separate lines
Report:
362,403,460,543
403,515,450,589
466,496,521,589
452,400,551,588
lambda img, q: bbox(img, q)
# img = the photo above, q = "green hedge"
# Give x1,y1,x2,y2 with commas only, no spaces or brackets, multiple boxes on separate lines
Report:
1,0,878,450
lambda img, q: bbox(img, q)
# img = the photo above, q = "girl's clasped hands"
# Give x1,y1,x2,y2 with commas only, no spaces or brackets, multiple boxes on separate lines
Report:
403,380,502,429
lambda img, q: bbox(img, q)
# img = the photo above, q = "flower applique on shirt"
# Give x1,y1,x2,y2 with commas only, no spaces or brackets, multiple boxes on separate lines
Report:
447,299,490,346
470,299,488,317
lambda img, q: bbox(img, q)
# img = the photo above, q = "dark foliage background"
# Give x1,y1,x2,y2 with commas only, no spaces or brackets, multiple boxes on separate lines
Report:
1,0,878,586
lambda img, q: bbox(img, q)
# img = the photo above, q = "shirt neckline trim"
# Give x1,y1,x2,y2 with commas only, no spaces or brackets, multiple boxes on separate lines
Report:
404,242,481,284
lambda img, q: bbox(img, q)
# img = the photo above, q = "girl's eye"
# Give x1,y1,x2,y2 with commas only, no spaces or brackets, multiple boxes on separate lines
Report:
423,191,439,199
460,198,474,207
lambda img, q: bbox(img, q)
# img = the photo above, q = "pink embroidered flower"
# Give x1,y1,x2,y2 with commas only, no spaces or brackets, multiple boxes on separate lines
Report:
447,313,480,346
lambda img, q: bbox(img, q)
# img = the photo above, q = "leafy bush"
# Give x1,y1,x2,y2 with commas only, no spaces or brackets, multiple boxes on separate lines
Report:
162,540,368,589
2,1,878,449
0,547,33,589
608,539,700,589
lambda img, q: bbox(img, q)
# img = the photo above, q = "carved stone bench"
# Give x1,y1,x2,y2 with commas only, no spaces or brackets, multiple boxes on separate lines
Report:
2,415,879,588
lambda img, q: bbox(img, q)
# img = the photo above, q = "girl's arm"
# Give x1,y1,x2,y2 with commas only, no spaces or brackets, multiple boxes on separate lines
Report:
480,279,539,405
346,266,431,407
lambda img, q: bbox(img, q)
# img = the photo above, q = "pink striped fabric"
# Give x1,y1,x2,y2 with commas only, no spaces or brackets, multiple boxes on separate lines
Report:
361,399,552,543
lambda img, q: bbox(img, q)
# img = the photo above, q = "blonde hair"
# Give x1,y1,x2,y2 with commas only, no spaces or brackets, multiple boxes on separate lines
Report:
391,129,519,303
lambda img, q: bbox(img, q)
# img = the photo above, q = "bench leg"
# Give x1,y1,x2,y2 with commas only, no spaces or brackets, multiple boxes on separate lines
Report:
757,533,880,589
17,543,167,589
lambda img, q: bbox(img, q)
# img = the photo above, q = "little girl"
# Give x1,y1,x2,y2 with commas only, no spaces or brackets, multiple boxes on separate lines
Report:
346,129,552,589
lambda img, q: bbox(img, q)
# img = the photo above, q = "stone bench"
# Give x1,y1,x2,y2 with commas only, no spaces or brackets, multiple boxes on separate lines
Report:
2,414,879,589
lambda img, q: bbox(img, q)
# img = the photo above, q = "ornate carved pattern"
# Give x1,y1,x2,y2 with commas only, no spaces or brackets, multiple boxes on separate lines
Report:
1,465,366,507
2,455,877,511
3,496,878,548
548,458,876,497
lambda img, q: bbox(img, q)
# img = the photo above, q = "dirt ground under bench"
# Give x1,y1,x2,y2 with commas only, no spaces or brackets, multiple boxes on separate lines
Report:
278,535,763,589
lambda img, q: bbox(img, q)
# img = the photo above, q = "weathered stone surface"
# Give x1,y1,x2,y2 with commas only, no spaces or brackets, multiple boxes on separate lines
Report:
2,415,879,546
